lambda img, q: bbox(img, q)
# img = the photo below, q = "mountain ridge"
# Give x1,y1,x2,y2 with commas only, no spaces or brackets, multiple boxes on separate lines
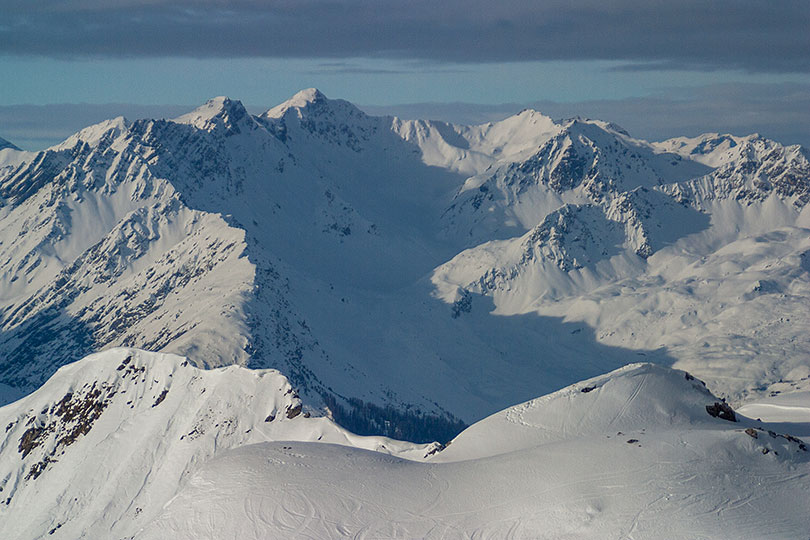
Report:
128,355,809,540
1,89,809,441
0,347,433,540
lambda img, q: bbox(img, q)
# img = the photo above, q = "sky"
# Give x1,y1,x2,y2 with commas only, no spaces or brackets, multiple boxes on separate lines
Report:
1,0,809,150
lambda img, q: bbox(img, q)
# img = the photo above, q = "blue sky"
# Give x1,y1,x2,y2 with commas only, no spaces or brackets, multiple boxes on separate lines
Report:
1,0,809,149
2,56,807,107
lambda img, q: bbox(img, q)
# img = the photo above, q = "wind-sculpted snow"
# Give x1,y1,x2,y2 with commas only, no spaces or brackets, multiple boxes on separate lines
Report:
134,363,810,540
1,88,810,440
0,348,432,540
5,352,808,539
432,363,726,461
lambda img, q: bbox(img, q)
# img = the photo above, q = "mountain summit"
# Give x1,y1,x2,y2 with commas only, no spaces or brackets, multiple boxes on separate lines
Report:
1,90,809,444
263,87,329,116
173,96,254,133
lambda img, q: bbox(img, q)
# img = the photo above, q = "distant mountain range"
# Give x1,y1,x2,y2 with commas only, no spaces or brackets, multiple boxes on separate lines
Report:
1,89,809,443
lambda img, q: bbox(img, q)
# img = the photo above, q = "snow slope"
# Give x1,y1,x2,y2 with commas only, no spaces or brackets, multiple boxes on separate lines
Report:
135,363,810,539
0,348,431,540
2,89,810,440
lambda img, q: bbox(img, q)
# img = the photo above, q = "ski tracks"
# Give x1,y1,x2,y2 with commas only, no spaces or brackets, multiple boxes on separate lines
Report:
609,373,647,427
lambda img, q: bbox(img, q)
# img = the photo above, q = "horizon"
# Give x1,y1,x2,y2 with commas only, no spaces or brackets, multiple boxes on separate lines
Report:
3,1,809,151
3,82,810,152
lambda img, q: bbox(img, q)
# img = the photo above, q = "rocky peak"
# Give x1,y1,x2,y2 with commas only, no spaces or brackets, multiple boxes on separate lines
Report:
262,88,342,119
172,96,253,134
260,88,374,150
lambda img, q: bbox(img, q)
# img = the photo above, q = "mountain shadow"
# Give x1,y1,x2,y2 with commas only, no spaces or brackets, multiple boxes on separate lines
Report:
0,305,96,399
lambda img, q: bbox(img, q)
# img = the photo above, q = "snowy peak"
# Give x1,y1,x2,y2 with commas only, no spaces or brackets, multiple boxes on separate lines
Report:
440,115,712,244
53,116,129,151
541,118,708,189
2,87,810,449
432,363,733,461
657,133,810,206
480,107,560,151
494,114,707,195
0,348,299,538
1,347,295,477
656,132,808,179
0,348,431,539
392,108,562,176
263,87,348,119
520,203,627,271
265,87,328,114
262,87,369,126
172,96,253,133
654,132,765,167
261,88,374,150
435,185,711,305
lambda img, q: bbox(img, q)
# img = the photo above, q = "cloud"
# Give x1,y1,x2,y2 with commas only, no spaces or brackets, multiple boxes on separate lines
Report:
301,61,469,75
2,0,808,72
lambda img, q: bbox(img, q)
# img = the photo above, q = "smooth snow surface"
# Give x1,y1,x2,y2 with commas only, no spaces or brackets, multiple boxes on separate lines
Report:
136,364,810,540
738,392,810,434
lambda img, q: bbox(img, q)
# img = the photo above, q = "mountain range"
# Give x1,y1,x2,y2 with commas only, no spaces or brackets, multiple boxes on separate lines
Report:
1,89,809,443
1,89,810,538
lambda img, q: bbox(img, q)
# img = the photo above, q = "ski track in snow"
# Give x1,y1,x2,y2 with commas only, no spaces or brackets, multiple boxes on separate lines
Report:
0,350,806,539
129,363,810,540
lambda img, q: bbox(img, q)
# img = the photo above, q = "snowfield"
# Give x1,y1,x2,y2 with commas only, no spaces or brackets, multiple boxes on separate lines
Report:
0,349,807,539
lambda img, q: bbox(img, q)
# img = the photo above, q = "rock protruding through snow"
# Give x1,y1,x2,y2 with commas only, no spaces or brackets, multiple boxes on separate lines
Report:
0,348,432,540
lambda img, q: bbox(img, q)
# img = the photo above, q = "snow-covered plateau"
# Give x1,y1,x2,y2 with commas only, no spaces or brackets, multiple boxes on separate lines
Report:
0,89,809,537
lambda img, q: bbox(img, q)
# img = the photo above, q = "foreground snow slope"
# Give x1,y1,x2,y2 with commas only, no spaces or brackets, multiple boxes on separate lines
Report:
136,363,810,540
0,348,430,540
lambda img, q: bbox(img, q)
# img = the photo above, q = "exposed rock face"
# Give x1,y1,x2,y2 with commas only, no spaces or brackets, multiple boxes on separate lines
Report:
0,348,433,540
706,401,737,422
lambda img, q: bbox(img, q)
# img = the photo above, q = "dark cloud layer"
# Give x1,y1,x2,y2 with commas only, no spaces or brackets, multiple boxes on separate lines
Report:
2,1,808,72
2,83,808,151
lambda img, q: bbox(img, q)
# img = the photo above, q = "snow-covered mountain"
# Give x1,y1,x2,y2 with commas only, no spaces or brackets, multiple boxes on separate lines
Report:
133,362,810,539
2,89,810,442
2,349,806,539
0,348,432,540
